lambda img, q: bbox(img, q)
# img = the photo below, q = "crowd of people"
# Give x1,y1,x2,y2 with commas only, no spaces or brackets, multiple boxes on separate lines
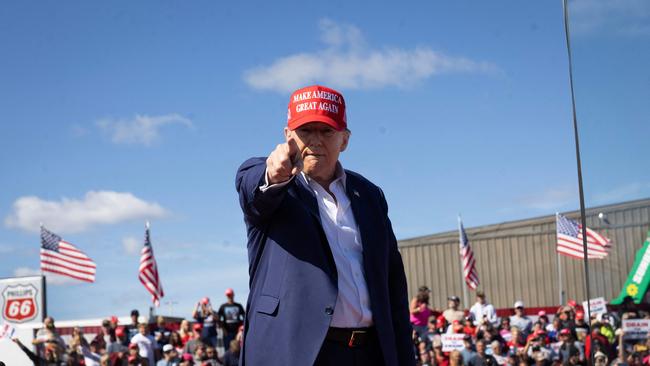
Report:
8,284,650,366
10,289,245,366
409,286,649,366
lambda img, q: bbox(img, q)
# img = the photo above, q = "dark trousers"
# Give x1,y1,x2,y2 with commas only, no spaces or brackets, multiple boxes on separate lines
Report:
314,334,385,366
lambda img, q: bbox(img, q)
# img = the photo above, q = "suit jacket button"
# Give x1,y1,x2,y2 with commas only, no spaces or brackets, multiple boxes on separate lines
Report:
325,307,334,315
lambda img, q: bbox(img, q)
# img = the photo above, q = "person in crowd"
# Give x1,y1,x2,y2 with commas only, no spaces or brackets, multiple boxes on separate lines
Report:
92,318,115,352
156,344,180,366
469,339,498,366
432,337,449,366
573,311,589,335
183,323,204,356
470,291,497,327
585,322,613,363
491,340,507,365
109,326,129,355
461,335,477,366
450,350,464,366
537,311,549,329
179,353,193,366
178,320,192,346
126,310,140,345
593,351,608,366
169,331,184,355
12,337,62,366
127,343,149,366
510,301,532,337
410,286,435,339
192,297,217,347
444,296,466,323
464,314,478,336
191,344,206,365
525,329,552,361
131,323,157,366
216,288,245,351
557,329,583,364
222,340,240,366
507,326,526,355
33,316,66,359
203,346,220,366
150,316,172,350
498,317,512,342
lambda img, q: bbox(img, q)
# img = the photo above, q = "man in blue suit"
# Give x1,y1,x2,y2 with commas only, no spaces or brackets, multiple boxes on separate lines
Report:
235,85,415,366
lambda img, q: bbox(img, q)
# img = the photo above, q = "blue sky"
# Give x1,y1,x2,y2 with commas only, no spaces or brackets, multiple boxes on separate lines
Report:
1,0,648,320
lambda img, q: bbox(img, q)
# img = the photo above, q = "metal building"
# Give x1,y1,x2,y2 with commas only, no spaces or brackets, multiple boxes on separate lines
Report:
398,198,650,310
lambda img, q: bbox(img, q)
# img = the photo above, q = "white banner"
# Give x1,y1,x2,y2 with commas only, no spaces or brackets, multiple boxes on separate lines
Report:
582,297,608,319
623,319,650,340
441,334,466,352
0,275,45,325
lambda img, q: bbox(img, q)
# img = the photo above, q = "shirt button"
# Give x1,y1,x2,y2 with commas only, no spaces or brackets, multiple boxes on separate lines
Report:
325,307,334,315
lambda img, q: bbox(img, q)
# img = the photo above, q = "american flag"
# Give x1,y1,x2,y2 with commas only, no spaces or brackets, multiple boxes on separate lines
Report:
139,222,164,306
556,213,611,259
458,218,479,290
40,226,96,283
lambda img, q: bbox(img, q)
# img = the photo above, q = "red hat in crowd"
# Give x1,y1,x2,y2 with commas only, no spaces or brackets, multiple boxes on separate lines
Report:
560,328,571,335
201,297,210,305
115,326,125,337
538,310,546,317
128,343,138,350
287,85,347,131
183,353,194,361
436,318,445,328
567,299,577,308
576,311,585,320
110,315,118,324
193,323,203,331
225,288,234,297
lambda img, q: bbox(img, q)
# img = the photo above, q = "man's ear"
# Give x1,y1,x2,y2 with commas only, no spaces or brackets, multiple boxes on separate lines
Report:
340,130,350,152
284,127,292,141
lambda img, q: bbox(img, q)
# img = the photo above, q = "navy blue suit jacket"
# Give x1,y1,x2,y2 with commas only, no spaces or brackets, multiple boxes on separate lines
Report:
235,157,415,366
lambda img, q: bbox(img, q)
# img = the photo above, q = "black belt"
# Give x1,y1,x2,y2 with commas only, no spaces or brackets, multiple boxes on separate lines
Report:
325,327,376,348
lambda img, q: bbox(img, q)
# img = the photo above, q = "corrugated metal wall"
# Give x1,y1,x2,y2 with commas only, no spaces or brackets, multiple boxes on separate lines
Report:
398,198,650,310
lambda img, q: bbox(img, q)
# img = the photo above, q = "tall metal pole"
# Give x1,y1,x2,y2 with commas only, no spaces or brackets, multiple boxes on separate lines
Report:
561,0,594,363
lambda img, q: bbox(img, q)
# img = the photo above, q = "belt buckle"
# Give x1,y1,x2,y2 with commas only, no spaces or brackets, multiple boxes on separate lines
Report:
348,330,367,348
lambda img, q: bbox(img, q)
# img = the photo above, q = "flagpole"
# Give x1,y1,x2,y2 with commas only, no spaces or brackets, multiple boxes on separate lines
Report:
556,213,565,305
562,0,594,343
458,215,469,310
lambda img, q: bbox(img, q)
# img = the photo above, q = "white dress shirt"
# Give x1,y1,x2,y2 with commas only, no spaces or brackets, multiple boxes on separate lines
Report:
262,164,373,327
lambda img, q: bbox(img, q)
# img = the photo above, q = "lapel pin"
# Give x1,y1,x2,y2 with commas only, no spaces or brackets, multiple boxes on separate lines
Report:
353,190,360,197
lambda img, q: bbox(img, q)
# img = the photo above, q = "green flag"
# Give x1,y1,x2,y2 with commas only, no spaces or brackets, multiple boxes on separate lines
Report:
611,230,650,304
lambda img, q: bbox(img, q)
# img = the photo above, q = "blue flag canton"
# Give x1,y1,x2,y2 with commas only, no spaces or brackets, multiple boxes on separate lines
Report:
557,215,580,237
144,228,152,248
41,227,61,251
459,223,469,247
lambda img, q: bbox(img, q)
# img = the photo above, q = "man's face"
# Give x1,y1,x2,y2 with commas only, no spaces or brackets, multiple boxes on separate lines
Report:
138,324,147,335
284,123,349,183
476,342,485,355
448,300,458,310
45,317,55,330
515,307,524,315
477,295,485,304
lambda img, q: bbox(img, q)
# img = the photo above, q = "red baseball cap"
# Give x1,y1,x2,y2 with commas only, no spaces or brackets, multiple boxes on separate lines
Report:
201,297,210,305
287,85,347,131
560,328,571,335
225,288,234,296
576,311,585,319
115,326,125,337
128,343,138,350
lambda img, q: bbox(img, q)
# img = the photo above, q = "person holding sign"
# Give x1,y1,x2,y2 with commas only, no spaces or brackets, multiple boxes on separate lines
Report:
236,85,414,366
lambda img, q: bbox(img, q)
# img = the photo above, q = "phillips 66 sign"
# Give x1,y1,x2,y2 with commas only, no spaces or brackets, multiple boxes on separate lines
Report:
1,275,45,324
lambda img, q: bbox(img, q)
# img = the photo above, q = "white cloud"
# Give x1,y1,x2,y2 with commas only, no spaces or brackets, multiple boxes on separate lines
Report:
13,267,78,285
518,185,578,211
244,18,498,93
96,114,193,146
122,236,141,255
5,191,168,233
570,0,650,36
